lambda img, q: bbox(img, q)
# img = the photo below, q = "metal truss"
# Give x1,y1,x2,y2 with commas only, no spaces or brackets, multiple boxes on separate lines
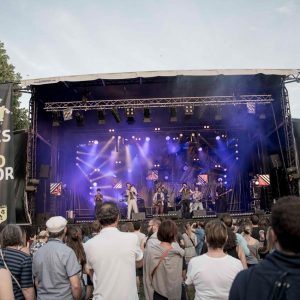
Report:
284,71,300,84
281,81,299,195
25,95,38,223
44,95,273,111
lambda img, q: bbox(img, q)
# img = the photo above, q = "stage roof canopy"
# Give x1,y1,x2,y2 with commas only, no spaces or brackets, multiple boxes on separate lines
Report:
21,69,299,88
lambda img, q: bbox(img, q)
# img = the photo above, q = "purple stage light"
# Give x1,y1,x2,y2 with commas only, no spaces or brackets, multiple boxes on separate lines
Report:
145,137,150,142
166,136,170,141
216,136,221,140
93,182,97,187
164,176,169,180
94,140,99,145
198,147,203,152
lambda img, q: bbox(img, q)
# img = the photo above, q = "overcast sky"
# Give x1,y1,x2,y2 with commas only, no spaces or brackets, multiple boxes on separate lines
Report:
0,0,299,116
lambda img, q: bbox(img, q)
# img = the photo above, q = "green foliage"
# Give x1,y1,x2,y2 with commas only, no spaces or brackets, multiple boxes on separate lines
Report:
0,41,29,130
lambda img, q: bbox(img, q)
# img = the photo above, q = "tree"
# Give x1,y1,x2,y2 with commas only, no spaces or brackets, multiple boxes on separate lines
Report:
0,41,29,130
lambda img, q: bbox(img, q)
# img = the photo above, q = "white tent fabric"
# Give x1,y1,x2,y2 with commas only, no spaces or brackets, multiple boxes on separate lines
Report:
20,69,299,88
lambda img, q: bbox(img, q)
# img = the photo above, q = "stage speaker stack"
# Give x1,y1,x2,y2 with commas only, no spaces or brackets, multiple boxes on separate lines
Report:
168,211,182,219
132,212,145,220
193,210,206,218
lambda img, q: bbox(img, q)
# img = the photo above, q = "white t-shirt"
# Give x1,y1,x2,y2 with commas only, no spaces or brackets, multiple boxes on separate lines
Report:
84,227,143,300
185,254,243,300
133,230,146,248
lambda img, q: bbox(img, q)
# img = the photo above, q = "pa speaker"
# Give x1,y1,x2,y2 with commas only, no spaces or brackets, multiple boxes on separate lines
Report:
193,210,206,217
39,165,51,179
132,212,145,220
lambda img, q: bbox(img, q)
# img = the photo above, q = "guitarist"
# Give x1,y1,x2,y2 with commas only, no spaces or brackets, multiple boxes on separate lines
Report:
215,180,227,213
152,187,165,215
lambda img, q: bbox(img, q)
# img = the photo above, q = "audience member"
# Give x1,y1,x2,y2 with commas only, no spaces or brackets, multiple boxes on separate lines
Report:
230,196,300,300
30,230,48,256
144,218,162,249
250,214,261,240
84,201,143,300
0,224,35,300
191,222,205,255
66,225,89,299
133,221,146,249
186,220,243,300
89,220,101,239
223,225,247,269
33,216,82,300
0,267,14,300
144,220,184,300
182,222,197,263
242,223,260,267
222,214,250,256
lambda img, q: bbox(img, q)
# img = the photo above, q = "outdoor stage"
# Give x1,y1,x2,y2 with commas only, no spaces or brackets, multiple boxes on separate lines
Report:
20,69,299,225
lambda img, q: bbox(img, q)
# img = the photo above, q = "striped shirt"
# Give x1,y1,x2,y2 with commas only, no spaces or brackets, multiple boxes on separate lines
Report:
0,248,33,300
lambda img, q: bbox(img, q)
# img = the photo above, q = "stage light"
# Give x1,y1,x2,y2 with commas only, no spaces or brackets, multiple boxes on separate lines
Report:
179,133,183,137
126,107,135,124
224,175,227,178
145,137,150,142
154,128,161,131
224,168,227,172
191,133,195,137
170,107,177,122
93,182,97,187
216,136,221,140
118,136,121,140
111,108,121,123
198,147,203,152
94,140,99,145
166,136,170,141
97,110,105,125
236,157,239,160
74,112,84,127
235,150,239,154
164,176,169,180
185,105,194,116
143,108,151,123
235,143,238,147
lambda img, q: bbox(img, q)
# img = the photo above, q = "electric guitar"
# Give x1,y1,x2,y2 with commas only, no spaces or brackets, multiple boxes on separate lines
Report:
216,189,233,199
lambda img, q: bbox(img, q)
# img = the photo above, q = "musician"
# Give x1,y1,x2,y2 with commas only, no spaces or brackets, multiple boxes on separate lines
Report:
152,187,164,215
126,182,139,219
94,188,103,219
190,186,204,212
215,180,227,213
179,183,192,218
161,185,169,213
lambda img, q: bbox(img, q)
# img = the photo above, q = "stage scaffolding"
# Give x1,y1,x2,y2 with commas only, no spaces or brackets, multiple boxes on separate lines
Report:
21,70,300,224
44,95,273,111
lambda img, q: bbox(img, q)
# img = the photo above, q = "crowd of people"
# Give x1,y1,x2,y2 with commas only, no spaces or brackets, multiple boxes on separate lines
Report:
1,196,300,300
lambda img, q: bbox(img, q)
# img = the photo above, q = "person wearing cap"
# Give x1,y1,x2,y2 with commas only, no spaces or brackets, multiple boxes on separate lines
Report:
30,230,49,256
33,216,82,300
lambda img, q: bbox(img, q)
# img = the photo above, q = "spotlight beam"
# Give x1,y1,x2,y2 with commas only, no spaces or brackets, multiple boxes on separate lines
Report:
76,164,90,181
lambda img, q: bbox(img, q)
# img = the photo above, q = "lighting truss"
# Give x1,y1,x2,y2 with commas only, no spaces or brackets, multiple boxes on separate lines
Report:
44,95,273,112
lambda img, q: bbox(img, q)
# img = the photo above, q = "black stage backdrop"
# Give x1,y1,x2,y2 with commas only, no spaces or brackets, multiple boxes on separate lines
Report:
0,83,15,223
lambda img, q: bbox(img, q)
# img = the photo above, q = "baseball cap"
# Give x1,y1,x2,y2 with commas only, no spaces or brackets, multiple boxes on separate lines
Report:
46,216,67,233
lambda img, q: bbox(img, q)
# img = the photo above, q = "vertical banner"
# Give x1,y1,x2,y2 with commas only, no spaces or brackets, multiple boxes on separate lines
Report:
0,83,15,224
